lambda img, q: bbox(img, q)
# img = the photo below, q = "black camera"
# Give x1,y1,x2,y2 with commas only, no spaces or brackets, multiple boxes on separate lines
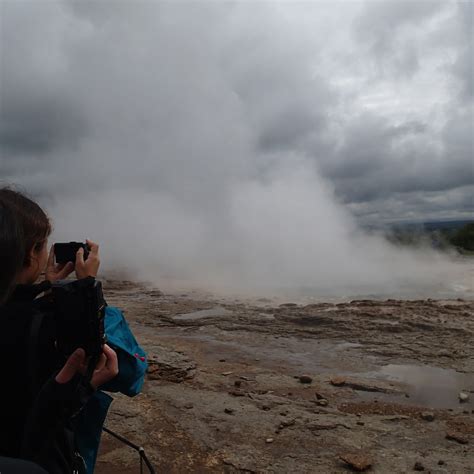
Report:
54,242,90,264
51,277,106,358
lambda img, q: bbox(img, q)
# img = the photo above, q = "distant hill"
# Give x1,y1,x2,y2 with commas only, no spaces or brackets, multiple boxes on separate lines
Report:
396,219,474,232
365,219,474,253
364,219,474,233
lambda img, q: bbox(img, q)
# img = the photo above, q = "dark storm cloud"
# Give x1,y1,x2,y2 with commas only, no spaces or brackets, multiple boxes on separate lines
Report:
0,93,87,155
0,0,88,156
319,106,473,206
322,114,428,180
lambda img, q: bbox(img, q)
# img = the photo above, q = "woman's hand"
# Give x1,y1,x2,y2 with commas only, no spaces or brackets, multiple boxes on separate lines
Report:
90,344,119,389
75,239,100,279
45,245,74,282
55,348,87,384
55,344,119,389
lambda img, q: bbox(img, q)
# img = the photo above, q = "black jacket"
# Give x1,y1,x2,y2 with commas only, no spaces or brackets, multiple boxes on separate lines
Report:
0,282,94,473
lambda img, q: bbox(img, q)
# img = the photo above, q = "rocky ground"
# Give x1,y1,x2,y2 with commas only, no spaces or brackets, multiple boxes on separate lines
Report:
95,280,474,473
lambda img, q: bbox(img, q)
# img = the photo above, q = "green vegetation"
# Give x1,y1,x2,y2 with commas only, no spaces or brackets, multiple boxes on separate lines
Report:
449,223,474,252
384,221,474,254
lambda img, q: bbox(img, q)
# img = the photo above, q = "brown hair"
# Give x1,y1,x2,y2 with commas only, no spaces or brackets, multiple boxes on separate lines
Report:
0,200,24,303
0,188,52,266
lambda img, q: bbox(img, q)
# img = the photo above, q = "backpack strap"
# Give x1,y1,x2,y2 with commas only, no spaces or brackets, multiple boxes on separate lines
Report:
27,311,45,400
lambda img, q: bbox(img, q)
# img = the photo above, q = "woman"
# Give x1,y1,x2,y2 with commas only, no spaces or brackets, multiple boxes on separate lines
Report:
0,197,48,473
0,188,119,473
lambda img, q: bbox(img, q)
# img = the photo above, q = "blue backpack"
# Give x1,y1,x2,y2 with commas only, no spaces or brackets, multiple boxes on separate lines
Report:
74,306,147,473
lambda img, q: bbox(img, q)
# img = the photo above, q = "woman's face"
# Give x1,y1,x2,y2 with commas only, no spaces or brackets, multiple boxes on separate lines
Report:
16,239,49,285
35,239,49,278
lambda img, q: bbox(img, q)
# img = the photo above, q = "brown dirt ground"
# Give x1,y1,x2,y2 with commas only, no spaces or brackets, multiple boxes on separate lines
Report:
95,280,474,474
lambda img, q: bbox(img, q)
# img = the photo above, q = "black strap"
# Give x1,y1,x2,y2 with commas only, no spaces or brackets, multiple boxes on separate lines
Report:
102,426,156,474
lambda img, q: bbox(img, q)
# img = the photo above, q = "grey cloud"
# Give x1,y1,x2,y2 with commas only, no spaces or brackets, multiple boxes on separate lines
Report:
354,0,444,54
219,13,335,154
0,0,470,219
0,93,87,155
322,115,428,180
452,1,473,100
353,0,447,78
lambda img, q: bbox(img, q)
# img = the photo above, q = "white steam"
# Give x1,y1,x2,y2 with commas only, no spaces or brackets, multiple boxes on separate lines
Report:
50,159,463,298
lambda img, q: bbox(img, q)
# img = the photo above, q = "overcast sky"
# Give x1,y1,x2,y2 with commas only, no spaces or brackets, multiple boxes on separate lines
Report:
1,0,472,223
0,1,472,294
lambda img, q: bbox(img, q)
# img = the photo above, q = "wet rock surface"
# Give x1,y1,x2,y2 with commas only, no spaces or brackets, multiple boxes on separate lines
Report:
96,280,474,473
339,452,373,471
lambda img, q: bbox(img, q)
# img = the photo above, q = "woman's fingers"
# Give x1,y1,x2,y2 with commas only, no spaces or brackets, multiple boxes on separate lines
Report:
55,348,86,384
55,261,74,280
55,345,118,389
103,344,119,375
90,345,119,389
76,247,85,266
47,245,55,267
86,239,99,256
93,353,107,373
76,240,100,279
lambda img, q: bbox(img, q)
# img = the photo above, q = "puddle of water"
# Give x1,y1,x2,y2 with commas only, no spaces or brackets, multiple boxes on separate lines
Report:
372,364,474,409
258,312,276,320
172,307,233,321
335,342,363,351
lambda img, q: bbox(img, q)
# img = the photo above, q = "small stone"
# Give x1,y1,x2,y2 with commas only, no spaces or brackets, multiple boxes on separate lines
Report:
315,392,325,400
330,377,346,387
279,419,296,428
420,411,435,422
234,380,242,388
228,390,245,397
317,399,329,406
339,452,372,471
459,392,469,403
357,421,365,426
299,375,313,384
265,438,274,443
221,371,233,376
224,408,234,415
446,431,468,444
261,405,271,411
439,349,451,358
413,461,425,471
183,403,194,409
